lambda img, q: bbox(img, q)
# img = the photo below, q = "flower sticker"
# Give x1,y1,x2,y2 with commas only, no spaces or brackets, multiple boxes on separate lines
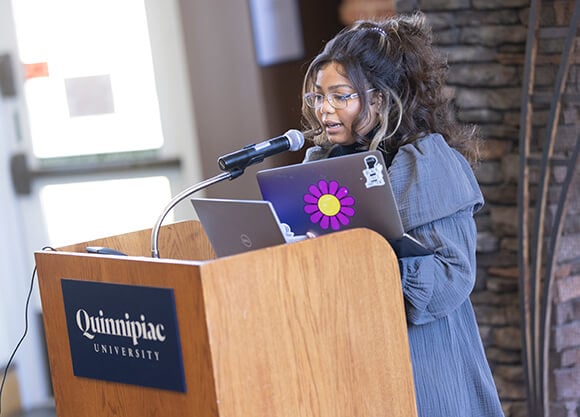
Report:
303,180,355,230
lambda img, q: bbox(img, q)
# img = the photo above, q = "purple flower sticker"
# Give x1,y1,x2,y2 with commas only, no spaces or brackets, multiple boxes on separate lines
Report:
303,180,355,230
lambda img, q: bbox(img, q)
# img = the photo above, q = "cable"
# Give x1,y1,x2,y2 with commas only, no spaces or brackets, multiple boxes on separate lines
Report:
0,246,55,415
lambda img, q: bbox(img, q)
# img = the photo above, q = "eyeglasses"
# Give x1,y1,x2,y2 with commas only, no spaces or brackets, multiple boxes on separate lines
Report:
304,88,375,109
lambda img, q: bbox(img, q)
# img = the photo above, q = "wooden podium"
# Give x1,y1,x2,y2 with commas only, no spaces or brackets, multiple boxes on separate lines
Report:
35,221,417,417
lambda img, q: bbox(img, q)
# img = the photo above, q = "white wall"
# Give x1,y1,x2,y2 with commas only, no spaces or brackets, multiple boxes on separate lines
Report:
1,97,52,411
0,81,27,372
0,0,53,408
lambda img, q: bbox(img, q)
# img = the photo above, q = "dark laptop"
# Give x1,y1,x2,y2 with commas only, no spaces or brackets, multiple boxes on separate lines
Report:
256,151,432,258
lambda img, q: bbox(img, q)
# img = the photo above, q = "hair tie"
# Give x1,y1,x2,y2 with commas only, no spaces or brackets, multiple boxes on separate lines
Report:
367,26,387,38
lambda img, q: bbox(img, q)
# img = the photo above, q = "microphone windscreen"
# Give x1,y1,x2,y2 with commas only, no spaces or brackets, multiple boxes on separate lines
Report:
285,129,305,151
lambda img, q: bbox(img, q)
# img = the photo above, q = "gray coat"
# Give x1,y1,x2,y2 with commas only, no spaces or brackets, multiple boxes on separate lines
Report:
304,133,504,417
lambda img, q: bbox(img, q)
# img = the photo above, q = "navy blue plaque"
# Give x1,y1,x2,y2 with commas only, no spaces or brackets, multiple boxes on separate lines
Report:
61,279,186,392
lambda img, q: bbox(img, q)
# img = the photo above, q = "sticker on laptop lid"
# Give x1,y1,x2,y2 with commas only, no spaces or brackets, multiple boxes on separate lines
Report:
363,154,385,188
303,179,356,231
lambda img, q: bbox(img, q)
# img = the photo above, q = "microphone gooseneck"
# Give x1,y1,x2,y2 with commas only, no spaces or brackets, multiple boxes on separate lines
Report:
150,170,241,258
151,128,306,258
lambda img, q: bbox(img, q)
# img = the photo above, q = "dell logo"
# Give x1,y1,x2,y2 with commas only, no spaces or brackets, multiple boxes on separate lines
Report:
240,234,252,248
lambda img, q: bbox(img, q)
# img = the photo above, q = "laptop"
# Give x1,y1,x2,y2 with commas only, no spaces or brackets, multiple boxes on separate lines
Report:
256,150,432,258
191,197,305,257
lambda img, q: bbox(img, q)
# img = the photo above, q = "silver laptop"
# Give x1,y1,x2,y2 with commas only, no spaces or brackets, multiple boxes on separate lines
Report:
256,151,432,258
191,197,304,257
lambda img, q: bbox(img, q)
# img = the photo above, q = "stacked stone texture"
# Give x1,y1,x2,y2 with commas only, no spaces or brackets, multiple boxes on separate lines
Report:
342,0,580,416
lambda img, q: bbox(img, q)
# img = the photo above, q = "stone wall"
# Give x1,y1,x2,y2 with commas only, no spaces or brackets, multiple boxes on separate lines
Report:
342,0,580,416
402,1,579,416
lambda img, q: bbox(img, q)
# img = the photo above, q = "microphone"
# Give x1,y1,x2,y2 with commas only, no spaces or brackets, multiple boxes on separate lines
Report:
218,129,304,171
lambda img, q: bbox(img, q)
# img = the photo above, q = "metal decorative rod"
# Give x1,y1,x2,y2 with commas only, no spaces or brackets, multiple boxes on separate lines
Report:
150,169,243,258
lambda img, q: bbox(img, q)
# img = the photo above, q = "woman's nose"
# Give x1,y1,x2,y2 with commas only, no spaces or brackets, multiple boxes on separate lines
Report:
319,96,335,113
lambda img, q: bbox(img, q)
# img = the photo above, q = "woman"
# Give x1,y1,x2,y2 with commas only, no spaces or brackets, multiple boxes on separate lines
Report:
300,11,504,417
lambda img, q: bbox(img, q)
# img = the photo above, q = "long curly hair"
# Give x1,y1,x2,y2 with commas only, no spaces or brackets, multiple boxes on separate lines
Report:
301,11,480,165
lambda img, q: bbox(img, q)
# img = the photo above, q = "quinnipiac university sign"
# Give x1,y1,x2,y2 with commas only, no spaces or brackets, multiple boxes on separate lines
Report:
61,279,186,392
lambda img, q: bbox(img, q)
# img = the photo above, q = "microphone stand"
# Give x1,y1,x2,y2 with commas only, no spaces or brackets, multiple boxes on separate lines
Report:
150,168,243,258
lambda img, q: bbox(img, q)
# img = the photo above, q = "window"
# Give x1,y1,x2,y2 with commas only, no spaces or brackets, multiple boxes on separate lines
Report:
12,0,164,159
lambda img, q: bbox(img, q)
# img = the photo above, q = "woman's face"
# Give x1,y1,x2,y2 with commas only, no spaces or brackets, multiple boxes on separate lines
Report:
313,62,378,146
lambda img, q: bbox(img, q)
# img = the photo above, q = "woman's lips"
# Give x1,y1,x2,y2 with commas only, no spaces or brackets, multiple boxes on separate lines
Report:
324,121,343,134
